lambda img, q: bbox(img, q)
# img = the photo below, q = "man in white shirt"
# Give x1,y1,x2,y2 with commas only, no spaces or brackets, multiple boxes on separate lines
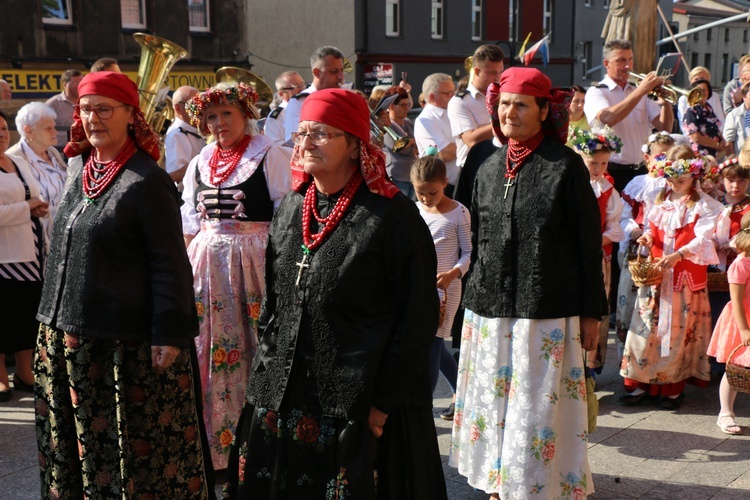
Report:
414,73,459,186
45,69,83,148
447,44,504,169
164,86,205,185
584,39,672,193
283,46,345,142
264,71,306,145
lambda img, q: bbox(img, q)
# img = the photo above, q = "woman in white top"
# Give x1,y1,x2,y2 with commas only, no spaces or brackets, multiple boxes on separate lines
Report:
0,110,49,402
7,102,67,245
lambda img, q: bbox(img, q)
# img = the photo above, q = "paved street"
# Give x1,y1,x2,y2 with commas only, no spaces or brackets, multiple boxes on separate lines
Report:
3,335,750,498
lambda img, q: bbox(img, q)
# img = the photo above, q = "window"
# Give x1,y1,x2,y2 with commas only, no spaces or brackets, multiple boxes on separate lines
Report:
745,30,748,43
722,53,729,82
582,41,592,80
543,0,553,38
691,52,699,69
189,0,210,32
121,0,146,29
603,0,610,8
42,0,72,25
725,29,730,43
584,0,592,7
471,0,482,41
693,29,700,41
431,1,444,39
707,28,713,41
386,0,400,37
704,53,711,70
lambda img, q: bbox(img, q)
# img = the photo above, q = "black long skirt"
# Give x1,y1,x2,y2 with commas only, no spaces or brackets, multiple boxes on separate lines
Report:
223,367,447,500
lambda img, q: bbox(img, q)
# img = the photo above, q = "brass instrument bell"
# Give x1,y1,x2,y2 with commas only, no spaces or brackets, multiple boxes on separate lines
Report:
215,66,275,110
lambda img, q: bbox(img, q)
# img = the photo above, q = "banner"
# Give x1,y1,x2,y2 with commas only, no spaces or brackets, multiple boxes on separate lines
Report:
0,69,217,99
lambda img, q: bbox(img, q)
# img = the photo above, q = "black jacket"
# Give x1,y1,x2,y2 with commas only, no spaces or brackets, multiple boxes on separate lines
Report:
463,136,607,321
247,183,439,419
37,151,198,347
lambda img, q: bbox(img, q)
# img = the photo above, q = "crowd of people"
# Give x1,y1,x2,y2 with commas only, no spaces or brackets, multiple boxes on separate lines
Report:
4,37,750,499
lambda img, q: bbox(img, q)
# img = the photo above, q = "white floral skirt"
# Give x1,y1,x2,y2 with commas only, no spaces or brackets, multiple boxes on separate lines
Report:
450,310,594,499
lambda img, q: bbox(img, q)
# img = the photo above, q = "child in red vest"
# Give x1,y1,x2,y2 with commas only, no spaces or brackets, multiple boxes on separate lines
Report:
571,127,625,373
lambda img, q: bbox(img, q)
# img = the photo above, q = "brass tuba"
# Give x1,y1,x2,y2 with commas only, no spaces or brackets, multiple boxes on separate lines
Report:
628,72,703,107
215,66,274,113
133,33,189,133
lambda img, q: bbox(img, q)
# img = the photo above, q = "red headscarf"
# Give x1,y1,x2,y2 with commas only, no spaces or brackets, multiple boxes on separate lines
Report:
290,88,400,199
486,67,573,144
63,71,161,161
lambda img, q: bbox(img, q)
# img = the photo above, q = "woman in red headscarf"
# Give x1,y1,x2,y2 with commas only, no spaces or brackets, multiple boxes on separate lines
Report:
35,72,214,498
223,89,447,499
181,82,292,471
449,67,605,499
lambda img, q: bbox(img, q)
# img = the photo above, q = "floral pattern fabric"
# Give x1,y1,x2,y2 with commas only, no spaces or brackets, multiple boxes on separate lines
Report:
450,311,593,499
682,103,723,157
34,325,210,499
189,219,269,469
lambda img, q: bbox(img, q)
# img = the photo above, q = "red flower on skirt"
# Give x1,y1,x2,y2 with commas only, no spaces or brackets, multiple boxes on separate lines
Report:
296,415,321,443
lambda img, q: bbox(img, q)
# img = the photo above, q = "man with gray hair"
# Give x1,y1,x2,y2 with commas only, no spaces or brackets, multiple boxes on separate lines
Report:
584,38,672,192
283,46,345,142
0,80,11,100
45,69,83,148
414,73,459,187
264,70,306,145
164,85,205,185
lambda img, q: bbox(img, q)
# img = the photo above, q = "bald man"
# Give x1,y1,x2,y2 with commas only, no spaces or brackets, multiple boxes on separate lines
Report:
264,71,305,145
164,86,205,184
0,80,11,100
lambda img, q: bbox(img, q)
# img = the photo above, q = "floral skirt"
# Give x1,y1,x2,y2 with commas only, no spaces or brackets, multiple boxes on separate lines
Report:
223,365,447,500
189,220,269,469
620,285,712,388
449,311,593,499
34,324,211,499
615,251,638,345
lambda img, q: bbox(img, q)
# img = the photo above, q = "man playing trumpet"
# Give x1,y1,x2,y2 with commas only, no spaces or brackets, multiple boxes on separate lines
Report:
584,38,673,192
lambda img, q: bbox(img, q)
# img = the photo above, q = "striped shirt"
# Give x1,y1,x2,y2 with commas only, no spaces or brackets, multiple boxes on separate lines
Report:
0,162,44,281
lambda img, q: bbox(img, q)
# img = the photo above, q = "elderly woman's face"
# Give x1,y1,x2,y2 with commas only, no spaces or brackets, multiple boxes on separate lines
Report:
80,95,133,157
0,116,9,154
205,104,246,149
29,117,58,149
499,92,548,142
297,120,357,178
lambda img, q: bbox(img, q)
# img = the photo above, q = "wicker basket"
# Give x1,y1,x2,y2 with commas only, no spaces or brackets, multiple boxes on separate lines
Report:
437,289,448,328
627,246,663,288
726,345,750,393
706,270,729,293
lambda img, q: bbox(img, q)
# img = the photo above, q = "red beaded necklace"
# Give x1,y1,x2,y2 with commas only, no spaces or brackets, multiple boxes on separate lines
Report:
505,130,544,182
301,172,363,253
209,134,252,186
82,138,137,200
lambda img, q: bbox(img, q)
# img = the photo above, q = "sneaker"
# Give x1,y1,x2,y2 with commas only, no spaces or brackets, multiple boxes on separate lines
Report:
440,403,455,421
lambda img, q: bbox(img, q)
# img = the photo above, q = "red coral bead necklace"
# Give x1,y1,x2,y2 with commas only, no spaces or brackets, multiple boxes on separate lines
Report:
82,138,136,200
301,171,363,253
209,134,252,186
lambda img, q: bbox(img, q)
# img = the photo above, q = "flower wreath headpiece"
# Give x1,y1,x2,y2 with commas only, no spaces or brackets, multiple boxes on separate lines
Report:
701,157,721,184
570,126,623,155
185,82,260,135
641,131,672,154
649,155,707,179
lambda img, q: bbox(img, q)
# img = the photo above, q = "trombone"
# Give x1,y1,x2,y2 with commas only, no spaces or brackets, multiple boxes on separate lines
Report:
628,72,703,107
370,116,410,153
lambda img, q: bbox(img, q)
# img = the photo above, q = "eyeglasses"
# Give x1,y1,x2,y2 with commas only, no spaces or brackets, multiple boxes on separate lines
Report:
291,131,345,145
280,83,306,91
75,104,129,120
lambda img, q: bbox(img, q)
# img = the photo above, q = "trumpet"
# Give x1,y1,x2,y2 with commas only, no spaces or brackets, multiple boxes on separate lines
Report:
370,116,410,153
628,72,703,107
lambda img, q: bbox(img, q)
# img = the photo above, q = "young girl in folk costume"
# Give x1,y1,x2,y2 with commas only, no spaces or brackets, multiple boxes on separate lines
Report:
411,155,471,421
570,126,625,372
620,145,724,409
709,156,750,327
708,212,750,434
615,132,673,350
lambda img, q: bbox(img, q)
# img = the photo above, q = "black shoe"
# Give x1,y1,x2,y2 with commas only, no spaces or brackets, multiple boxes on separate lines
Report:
660,393,684,410
440,403,455,421
619,391,647,406
12,375,34,392
0,390,11,402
